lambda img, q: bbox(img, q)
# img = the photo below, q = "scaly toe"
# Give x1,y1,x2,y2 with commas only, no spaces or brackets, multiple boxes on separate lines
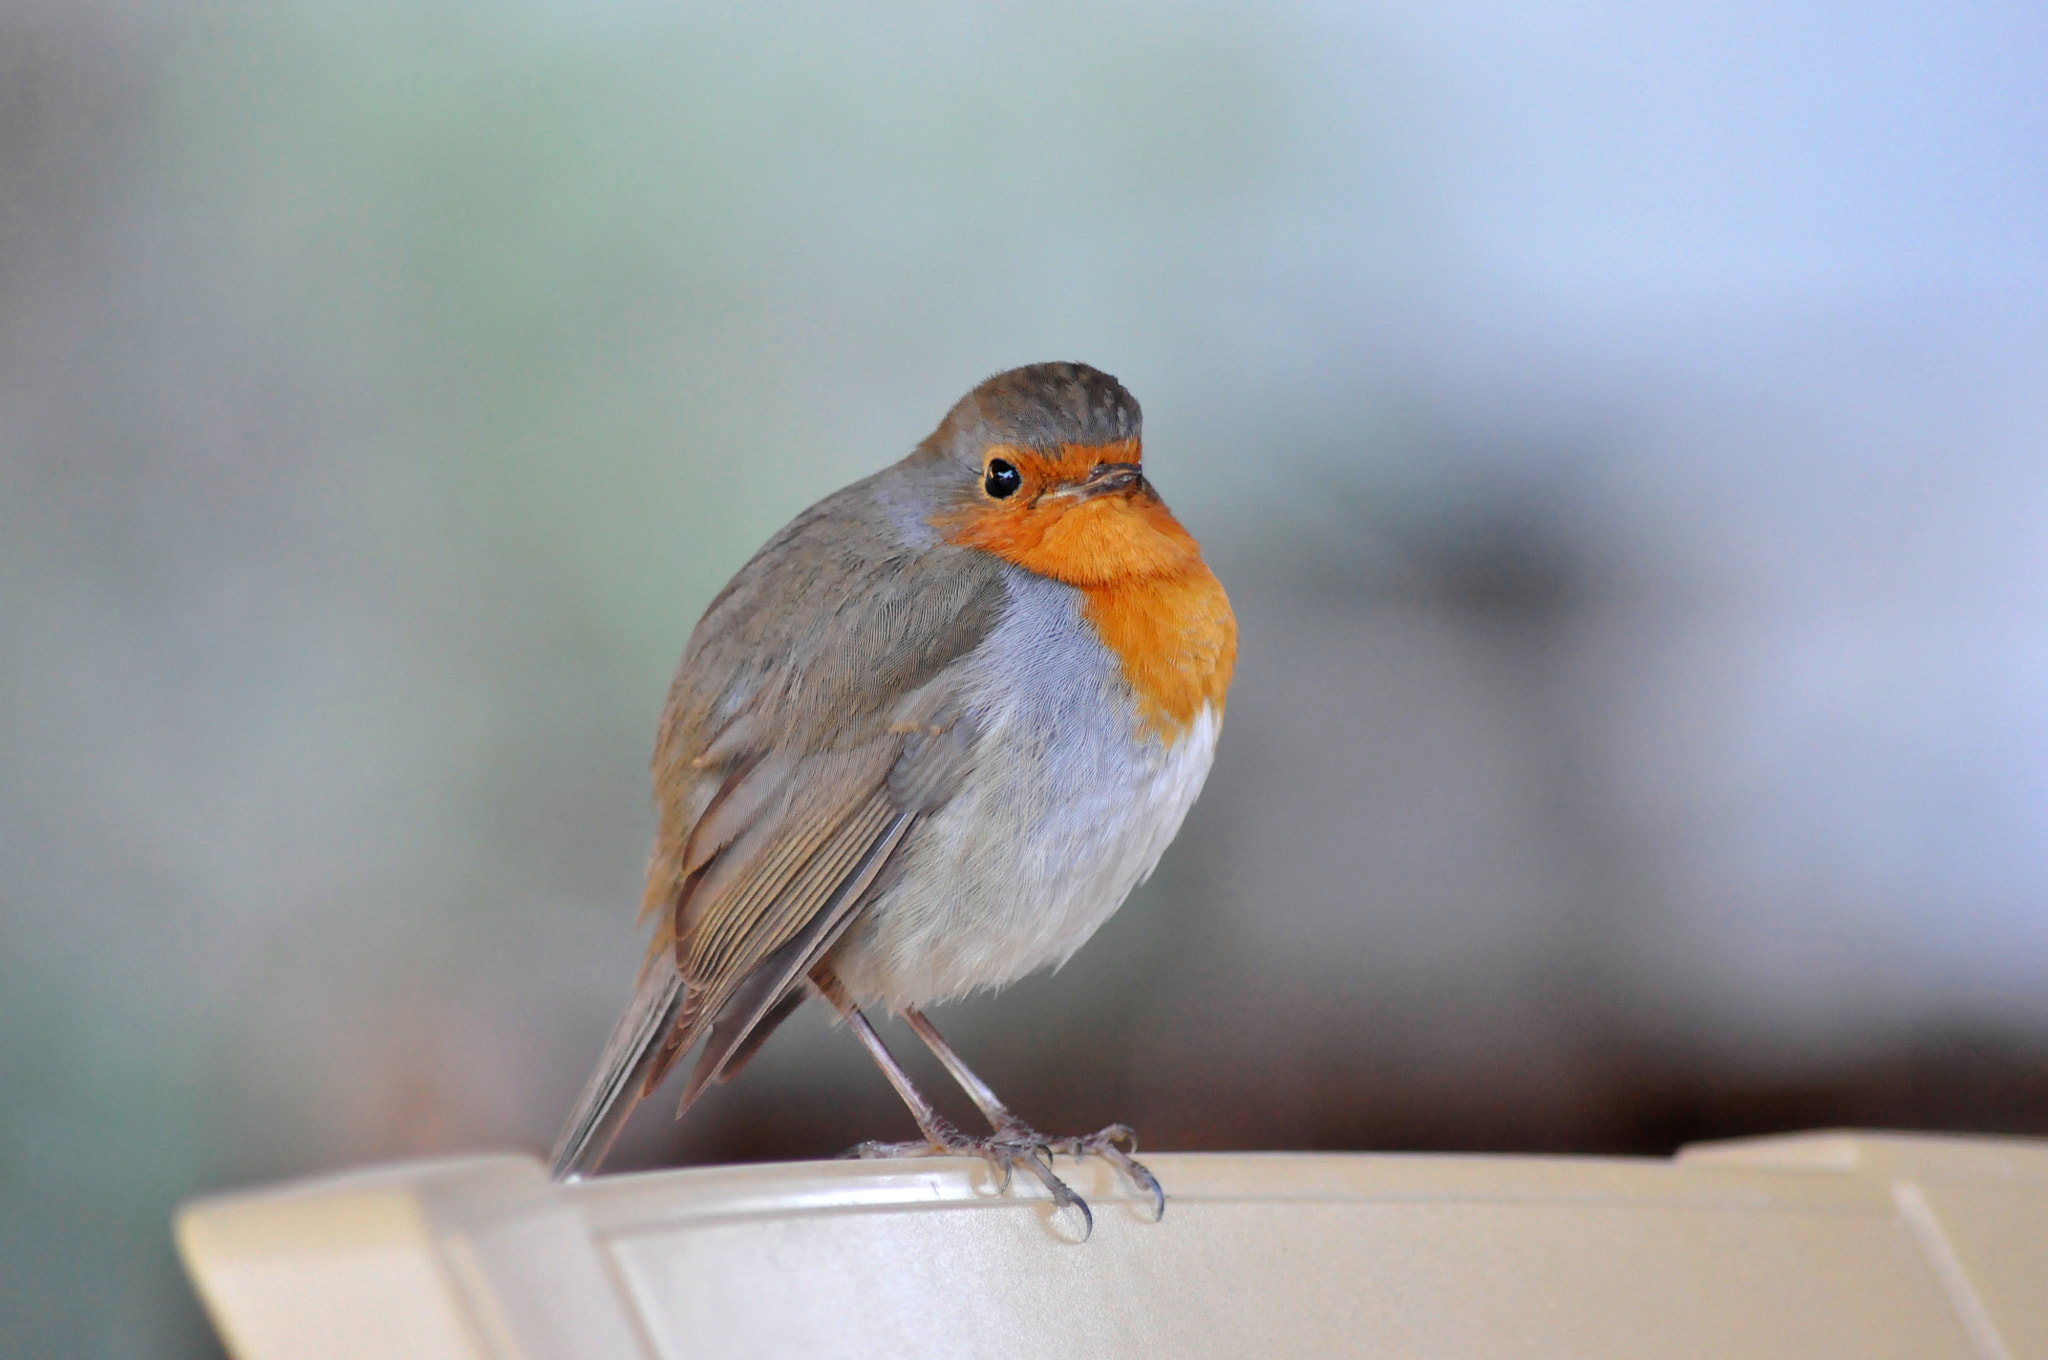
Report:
842,1129,1093,1235
972,1134,1091,1235
991,1138,1092,1238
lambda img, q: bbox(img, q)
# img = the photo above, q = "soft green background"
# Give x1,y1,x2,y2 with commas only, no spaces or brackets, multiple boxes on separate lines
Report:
3,1,2045,1355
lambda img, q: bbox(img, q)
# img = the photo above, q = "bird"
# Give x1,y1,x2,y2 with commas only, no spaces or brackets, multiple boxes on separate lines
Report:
548,362,1236,1232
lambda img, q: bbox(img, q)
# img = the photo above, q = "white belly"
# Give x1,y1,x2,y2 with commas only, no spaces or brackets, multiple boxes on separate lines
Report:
829,569,1222,1008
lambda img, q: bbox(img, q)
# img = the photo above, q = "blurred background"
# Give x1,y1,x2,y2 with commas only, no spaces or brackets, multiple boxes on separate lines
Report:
3,0,2046,1353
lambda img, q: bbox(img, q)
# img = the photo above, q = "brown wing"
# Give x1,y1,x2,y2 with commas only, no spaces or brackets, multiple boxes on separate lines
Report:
548,488,1002,1179
650,741,911,1098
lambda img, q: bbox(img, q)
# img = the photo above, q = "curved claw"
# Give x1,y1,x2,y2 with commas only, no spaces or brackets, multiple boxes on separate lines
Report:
1096,1124,1140,1154
1094,1142,1166,1222
1037,1125,1165,1222
1005,1148,1093,1240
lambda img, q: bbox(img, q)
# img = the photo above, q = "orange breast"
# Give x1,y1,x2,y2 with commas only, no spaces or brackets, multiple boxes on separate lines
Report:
939,442,1237,741
1079,566,1236,739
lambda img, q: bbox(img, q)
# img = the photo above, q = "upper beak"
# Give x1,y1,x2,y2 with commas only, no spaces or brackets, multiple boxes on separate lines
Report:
1051,462,1147,502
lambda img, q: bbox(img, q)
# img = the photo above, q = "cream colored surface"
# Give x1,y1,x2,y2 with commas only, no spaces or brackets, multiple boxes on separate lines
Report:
176,1133,2048,1360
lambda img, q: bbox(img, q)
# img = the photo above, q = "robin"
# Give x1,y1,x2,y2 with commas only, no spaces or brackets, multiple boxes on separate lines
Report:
549,362,1236,1232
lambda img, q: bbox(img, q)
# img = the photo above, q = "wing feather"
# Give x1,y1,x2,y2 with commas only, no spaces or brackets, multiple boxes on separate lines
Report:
680,753,895,1007
673,795,916,1113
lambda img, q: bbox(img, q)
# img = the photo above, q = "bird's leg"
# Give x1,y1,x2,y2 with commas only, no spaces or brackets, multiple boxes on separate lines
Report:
810,983,955,1149
902,1006,1164,1222
899,1007,1023,1133
807,970,1092,1233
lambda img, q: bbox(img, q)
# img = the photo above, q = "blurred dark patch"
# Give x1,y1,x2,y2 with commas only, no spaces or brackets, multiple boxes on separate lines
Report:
1382,482,1589,625
640,1020,2048,1167
1601,1025,2048,1155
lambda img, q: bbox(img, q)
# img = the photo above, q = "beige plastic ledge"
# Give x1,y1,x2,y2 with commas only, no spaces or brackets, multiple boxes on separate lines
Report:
176,1132,2048,1360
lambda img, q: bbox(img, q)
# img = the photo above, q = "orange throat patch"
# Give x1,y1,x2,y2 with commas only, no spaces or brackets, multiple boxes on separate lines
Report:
938,441,1238,740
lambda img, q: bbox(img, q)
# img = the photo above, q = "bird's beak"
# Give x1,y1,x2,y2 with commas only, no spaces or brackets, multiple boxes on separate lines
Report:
1050,462,1147,503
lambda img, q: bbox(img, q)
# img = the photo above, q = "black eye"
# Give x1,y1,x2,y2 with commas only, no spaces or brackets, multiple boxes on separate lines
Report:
983,458,1022,499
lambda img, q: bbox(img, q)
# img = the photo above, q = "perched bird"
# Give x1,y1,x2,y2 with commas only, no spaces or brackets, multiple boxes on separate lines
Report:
550,362,1236,1229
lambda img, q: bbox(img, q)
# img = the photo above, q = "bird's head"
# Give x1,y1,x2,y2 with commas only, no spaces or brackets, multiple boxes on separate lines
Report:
918,362,1202,586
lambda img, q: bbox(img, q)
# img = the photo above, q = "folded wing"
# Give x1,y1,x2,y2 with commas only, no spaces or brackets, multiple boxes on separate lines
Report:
549,499,1004,1179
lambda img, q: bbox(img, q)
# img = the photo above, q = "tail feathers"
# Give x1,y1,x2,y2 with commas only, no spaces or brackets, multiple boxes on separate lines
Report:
548,951,690,1181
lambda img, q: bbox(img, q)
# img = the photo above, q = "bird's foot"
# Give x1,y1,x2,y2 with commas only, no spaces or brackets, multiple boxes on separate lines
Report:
844,1120,1094,1237
1000,1120,1165,1223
